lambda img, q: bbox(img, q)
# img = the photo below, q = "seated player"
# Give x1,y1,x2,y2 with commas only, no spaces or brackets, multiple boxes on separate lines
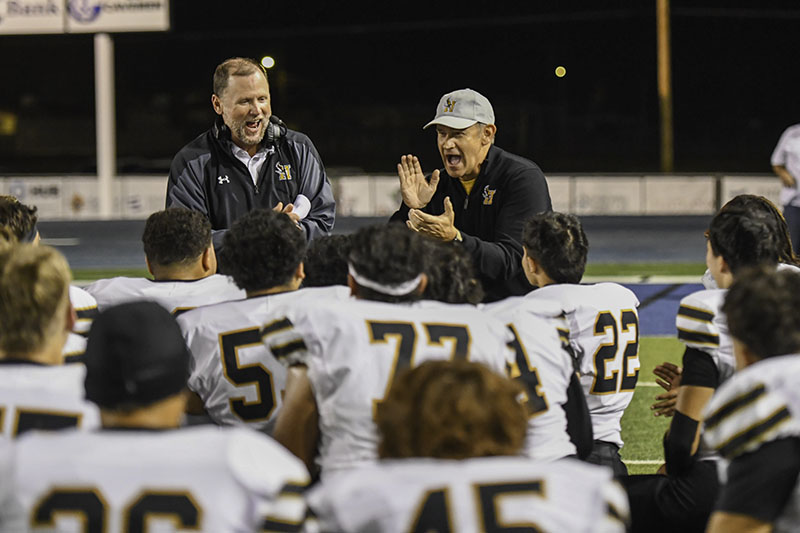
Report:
500,212,639,474
703,267,800,533
261,224,516,477
305,359,630,532
0,195,98,338
0,244,99,437
86,208,245,315
422,238,485,304
302,233,351,287
700,194,799,290
0,301,310,531
624,205,783,533
178,209,348,434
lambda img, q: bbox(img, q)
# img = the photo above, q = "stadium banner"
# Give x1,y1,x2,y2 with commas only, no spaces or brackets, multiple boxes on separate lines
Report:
0,0,169,35
721,175,781,209
574,176,643,215
643,175,715,214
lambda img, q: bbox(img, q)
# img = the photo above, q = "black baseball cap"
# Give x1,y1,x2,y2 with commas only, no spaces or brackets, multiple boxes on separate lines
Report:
84,301,190,409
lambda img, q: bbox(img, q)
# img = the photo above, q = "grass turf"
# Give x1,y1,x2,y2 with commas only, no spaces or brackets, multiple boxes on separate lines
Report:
621,336,685,474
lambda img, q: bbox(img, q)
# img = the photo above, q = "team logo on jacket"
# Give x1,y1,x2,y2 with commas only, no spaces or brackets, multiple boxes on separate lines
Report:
482,185,496,205
276,163,293,181
444,98,456,113
217,175,230,185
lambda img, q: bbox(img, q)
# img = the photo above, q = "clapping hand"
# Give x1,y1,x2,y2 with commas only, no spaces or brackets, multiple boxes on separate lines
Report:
407,197,458,241
397,154,439,209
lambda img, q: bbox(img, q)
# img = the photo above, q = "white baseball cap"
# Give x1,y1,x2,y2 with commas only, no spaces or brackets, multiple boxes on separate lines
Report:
423,88,495,130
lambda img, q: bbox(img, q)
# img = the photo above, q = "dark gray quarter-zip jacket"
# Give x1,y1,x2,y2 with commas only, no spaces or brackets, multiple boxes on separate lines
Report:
166,119,335,250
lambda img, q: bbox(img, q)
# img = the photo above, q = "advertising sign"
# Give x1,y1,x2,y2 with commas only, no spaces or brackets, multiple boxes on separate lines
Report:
0,0,168,34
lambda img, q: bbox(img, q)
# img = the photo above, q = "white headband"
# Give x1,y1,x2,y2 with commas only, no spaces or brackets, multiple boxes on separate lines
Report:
348,263,423,297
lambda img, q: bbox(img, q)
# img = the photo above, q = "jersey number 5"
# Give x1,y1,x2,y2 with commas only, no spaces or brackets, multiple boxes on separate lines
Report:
219,328,276,422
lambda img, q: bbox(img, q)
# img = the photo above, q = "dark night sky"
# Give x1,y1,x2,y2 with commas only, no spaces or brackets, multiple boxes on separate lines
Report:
2,1,800,174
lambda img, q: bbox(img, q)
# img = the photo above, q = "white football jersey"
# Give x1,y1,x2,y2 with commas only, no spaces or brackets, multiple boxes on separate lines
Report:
676,289,735,385
0,426,310,533
0,362,99,438
261,298,515,478
524,284,641,447
69,285,98,335
703,354,800,532
486,296,578,461
86,274,246,316
179,286,350,434
306,456,629,533
62,332,87,364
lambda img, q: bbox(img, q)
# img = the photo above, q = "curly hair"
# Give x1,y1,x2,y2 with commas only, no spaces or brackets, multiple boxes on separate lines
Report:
422,238,484,304
522,212,588,284
219,209,306,292
302,234,351,287
0,195,38,242
377,359,528,459
708,208,780,275
0,244,71,354
722,266,800,359
719,194,798,266
142,208,212,267
213,57,267,96
348,223,428,303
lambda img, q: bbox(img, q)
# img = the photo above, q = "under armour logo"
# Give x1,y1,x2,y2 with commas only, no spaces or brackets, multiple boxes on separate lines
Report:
217,175,230,184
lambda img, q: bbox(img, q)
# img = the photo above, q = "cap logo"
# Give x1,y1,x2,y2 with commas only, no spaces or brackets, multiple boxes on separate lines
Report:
443,98,456,113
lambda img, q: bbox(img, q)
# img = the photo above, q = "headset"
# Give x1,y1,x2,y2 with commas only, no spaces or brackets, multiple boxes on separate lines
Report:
266,115,286,144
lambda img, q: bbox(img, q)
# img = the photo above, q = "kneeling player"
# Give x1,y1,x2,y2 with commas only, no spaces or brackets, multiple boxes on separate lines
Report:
624,202,783,532
497,212,639,473
0,244,99,437
262,224,516,478
306,359,630,532
86,208,245,315
0,301,309,531
703,267,800,533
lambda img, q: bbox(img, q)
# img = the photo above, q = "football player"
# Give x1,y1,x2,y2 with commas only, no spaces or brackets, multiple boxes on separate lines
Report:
86,208,245,315
702,267,800,533
624,205,783,532
700,194,799,290
306,359,630,532
178,209,348,434
0,244,99,437
422,238,485,304
0,195,98,340
261,224,516,477
302,233,351,287
0,301,310,532
498,211,638,474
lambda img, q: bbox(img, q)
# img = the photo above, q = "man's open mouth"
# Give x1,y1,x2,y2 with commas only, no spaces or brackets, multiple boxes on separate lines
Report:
446,155,462,166
245,119,262,132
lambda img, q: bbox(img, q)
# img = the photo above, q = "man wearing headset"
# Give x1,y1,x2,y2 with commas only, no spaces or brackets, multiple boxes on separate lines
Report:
167,57,335,253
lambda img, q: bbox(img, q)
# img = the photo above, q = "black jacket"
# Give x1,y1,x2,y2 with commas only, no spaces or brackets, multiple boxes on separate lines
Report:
166,118,335,250
391,145,551,302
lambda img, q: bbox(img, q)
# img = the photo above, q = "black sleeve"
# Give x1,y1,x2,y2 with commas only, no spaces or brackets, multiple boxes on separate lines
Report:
564,372,593,460
680,346,720,388
663,411,699,476
716,437,800,522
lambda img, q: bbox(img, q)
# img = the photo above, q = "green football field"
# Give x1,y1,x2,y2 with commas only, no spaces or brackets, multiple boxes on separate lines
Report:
621,336,684,474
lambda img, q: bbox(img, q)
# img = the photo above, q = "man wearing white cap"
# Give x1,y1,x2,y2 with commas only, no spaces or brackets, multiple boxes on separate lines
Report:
390,88,551,302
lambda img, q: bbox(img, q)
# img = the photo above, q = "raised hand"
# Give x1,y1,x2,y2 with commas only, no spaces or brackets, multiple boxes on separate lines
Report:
397,154,440,209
